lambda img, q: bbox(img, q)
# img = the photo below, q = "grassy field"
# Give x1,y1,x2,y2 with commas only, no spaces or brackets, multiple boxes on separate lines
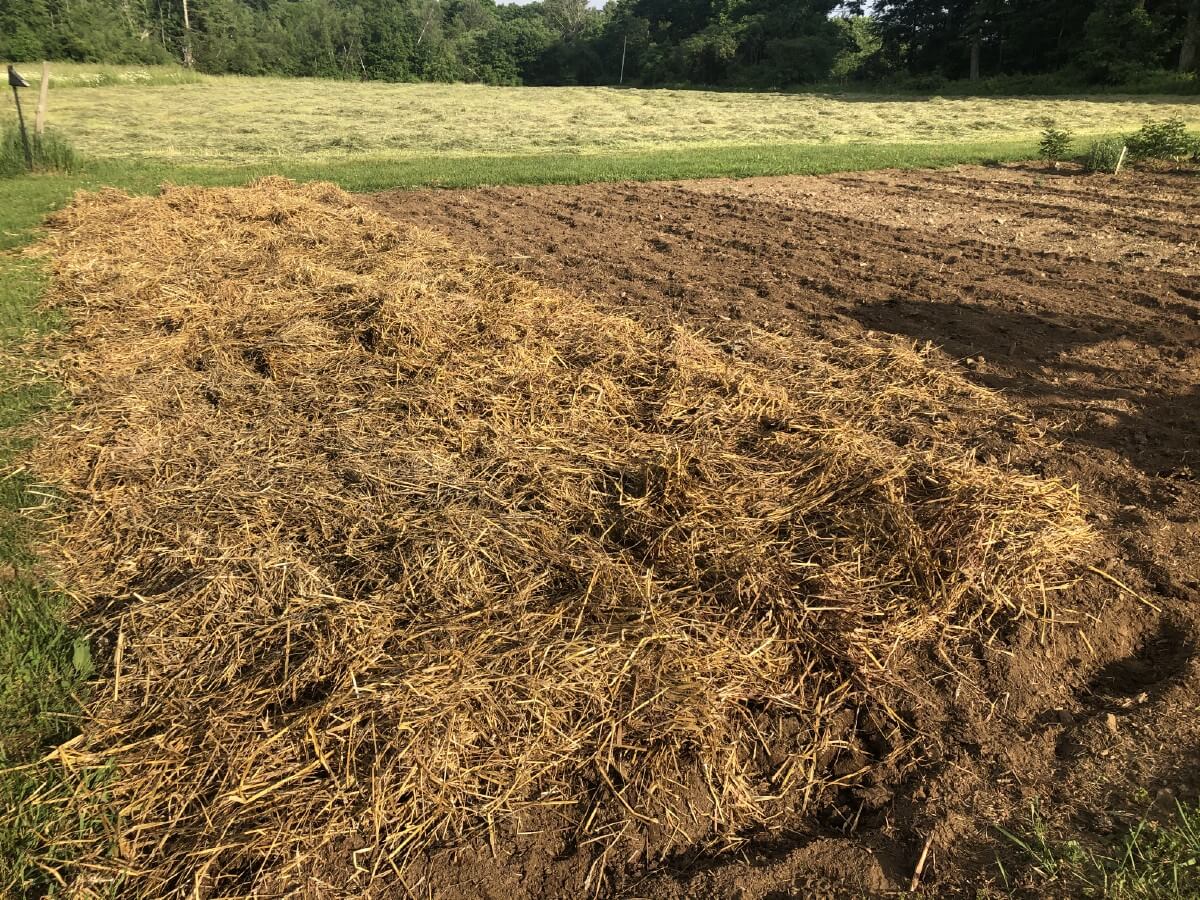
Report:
1,139,1051,250
11,61,203,89
2,63,1197,162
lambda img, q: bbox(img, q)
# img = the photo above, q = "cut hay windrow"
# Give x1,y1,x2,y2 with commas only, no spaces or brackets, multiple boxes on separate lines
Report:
24,178,1090,896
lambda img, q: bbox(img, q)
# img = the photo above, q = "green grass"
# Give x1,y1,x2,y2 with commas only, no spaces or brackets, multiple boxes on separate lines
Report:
3,71,1196,163
0,253,98,894
1084,137,1128,173
1,126,78,178
9,61,204,89
997,799,1200,898
993,801,1200,897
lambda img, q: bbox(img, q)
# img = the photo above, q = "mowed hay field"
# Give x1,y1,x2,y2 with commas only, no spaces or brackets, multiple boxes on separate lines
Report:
5,64,1199,162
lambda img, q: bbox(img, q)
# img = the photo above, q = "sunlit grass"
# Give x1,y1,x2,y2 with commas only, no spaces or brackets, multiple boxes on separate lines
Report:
996,798,1200,898
7,61,203,89
3,72,1196,164
0,252,97,896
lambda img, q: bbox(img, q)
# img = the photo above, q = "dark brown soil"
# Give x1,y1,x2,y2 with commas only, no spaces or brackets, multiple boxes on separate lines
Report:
366,164,1200,898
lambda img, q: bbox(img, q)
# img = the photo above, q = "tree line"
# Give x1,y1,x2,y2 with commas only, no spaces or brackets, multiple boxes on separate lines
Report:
2,0,1197,88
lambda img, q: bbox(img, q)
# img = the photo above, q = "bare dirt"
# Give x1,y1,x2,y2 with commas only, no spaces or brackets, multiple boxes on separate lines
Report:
366,164,1200,898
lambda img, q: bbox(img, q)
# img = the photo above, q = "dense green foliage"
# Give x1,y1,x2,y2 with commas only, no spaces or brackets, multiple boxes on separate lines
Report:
876,0,1200,86
1038,121,1073,162
1,0,1198,89
1126,113,1200,156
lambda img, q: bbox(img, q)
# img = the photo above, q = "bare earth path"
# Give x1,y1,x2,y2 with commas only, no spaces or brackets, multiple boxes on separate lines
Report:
367,165,1200,898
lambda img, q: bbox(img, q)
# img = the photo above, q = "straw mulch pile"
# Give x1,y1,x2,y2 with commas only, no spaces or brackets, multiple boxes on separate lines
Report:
27,178,1090,896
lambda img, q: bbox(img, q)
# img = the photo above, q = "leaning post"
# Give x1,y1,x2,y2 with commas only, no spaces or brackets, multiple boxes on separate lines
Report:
7,65,33,170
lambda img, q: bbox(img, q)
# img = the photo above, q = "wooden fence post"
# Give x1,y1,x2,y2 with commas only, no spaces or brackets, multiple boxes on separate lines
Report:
1113,145,1128,176
35,61,49,136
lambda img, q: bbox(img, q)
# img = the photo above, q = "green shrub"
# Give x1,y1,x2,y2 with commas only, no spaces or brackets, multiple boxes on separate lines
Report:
1039,122,1073,165
0,127,78,178
822,69,1199,97
1083,138,1126,173
1126,116,1199,161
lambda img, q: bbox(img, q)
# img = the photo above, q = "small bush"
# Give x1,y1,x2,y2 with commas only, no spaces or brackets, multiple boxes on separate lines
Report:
1039,122,1073,165
1126,116,1199,161
0,126,78,178
1083,138,1126,173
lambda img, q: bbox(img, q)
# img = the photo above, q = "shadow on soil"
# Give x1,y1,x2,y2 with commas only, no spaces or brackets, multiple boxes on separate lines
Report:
848,298,1200,483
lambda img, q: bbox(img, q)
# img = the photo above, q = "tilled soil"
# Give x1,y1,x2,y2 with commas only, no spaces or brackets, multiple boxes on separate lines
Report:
367,164,1200,898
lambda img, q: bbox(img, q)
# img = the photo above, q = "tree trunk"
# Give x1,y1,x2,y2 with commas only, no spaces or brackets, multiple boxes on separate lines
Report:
181,0,194,68
968,1,986,81
1181,0,1200,73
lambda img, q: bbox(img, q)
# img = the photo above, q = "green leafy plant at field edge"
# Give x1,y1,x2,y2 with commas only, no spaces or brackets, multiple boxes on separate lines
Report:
1125,117,1199,161
1039,121,1074,167
996,797,1200,898
1084,138,1127,174
1,126,78,178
